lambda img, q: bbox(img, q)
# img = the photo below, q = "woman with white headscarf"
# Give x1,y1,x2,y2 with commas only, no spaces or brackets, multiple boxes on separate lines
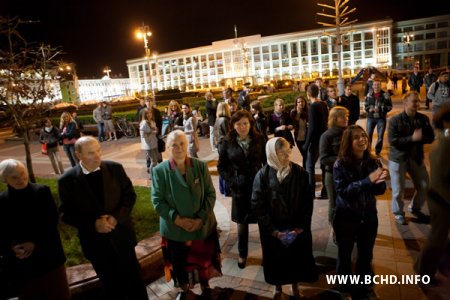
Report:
251,137,317,299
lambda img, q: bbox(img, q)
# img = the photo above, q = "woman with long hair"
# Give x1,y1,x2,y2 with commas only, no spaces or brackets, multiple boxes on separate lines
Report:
252,137,317,299
333,125,387,298
214,102,232,197
139,108,159,174
217,110,266,269
168,100,183,134
290,96,309,167
59,112,79,167
175,103,199,158
151,130,221,299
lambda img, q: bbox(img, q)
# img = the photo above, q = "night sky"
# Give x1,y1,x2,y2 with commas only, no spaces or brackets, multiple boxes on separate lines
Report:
3,0,450,78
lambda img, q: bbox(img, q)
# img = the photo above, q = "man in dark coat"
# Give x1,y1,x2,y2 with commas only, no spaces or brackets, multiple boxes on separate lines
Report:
58,136,148,300
238,82,251,111
408,66,423,93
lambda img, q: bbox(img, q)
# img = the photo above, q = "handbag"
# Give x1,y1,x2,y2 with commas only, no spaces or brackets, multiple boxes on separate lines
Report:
41,143,48,155
157,137,166,153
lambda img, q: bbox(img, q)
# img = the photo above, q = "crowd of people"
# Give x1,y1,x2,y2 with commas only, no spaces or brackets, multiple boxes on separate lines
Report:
1,68,449,300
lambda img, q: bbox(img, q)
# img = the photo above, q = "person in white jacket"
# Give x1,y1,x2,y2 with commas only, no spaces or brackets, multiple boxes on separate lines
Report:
139,108,159,174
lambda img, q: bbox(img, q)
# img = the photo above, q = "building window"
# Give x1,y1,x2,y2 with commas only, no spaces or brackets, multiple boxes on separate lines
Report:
426,23,436,30
415,25,425,31
425,42,435,50
437,31,448,38
300,41,308,56
426,32,436,39
290,42,299,57
321,37,329,54
310,40,318,55
402,26,413,32
438,21,449,28
437,40,447,49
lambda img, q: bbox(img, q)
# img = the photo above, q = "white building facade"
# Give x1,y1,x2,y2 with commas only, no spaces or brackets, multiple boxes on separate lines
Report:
126,19,393,92
76,77,132,102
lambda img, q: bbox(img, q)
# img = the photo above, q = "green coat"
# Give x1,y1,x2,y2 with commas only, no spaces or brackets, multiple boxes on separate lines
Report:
151,158,217,242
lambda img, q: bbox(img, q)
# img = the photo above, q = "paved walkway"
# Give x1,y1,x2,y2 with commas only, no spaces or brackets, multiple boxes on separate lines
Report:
0,88,449,299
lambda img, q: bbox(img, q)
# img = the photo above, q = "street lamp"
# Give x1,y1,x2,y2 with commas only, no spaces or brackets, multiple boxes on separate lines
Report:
135,23,153,95
103,65,111,78
402,32,414,52
233,25,250,84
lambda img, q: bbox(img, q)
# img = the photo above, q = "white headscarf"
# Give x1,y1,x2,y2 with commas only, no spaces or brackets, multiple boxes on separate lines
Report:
265,137,291,183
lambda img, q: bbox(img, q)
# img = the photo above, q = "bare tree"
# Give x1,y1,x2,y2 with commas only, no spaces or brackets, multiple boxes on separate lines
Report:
0,16,62,182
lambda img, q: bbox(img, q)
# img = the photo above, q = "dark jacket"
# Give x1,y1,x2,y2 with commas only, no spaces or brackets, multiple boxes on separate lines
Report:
217,134,266,223
423,72,437,89
253,112,268,141
214,116,230,144
333,157,386,221
388,111,434,163
61,120,77,139
339,93,360,125
303,101,328,151
205,100,218,126
408,73,423,92
251,163,317,285
238,91,250,111
319,126,345,172
58,161,137,260
0,184,66,286
40,126,61,148
268,111,295,147
364,90,392,119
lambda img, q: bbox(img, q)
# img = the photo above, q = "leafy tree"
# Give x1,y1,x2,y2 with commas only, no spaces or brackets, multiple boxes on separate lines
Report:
0,16,62,182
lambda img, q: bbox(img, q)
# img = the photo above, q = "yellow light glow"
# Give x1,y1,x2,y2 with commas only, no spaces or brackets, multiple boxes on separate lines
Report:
136,31,143,39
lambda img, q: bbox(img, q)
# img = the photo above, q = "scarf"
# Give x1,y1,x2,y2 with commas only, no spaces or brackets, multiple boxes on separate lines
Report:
266,137,291,183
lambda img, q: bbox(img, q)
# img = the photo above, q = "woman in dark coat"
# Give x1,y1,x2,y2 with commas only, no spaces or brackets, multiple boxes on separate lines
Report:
290,96,309,167
268,98,295,148
252,137,317,299
333,125,387,298
0,159,70,300
217,110,266,269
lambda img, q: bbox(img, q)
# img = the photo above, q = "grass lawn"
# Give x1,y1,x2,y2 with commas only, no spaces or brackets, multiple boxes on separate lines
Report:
0,178,159,267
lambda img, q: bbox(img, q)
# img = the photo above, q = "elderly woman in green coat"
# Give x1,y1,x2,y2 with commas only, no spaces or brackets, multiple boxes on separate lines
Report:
151,130,221,299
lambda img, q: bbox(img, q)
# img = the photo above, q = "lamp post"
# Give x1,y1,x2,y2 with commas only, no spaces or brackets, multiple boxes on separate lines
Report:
135,23,153,96
402,32,414,69
103,65,111,78
233,25,250,84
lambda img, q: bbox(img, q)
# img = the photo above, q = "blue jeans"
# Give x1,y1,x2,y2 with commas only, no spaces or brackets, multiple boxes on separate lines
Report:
63,144,78,167
389,159,429,216
97,122,105,141
366,117,386,154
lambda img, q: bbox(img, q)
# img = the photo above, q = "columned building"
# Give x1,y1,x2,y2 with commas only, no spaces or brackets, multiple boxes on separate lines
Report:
126,14,450,93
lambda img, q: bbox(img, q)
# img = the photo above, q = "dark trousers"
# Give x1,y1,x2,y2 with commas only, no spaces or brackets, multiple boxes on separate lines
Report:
415,194,450,278
295,140,307,168
89,246,148,300
237,223,249,258
306,142,320,189
366,117,386,155
333,213,378,280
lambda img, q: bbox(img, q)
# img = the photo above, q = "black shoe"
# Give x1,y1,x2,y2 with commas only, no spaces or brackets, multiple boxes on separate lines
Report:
410,211,430,224
237,257,247,269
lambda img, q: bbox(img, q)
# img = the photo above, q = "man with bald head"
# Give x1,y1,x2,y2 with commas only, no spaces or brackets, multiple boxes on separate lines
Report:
58,136,148,300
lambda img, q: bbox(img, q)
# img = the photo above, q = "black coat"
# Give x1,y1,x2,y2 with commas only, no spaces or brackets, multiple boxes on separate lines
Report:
217,134,266,223
58,161,137,260
251,164,317,285
0,184,66,287
268,111,295,147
